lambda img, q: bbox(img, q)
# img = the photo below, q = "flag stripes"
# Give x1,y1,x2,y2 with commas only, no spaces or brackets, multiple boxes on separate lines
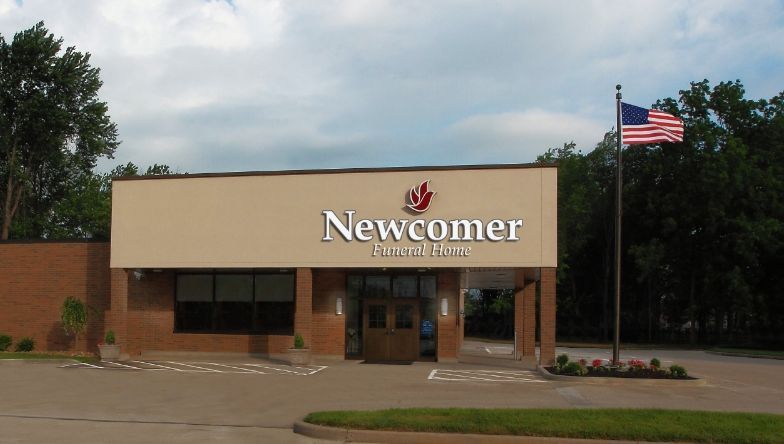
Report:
621,103,684,145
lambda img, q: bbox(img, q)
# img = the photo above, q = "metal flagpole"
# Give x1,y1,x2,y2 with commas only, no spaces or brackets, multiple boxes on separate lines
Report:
613,84,623,364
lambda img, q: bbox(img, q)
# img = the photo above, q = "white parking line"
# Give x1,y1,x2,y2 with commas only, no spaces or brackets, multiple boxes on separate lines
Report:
60,360,327,375
102,361,145,370
131,360,186,371
428,369,548,383
165,361,221,372
198,362,266,374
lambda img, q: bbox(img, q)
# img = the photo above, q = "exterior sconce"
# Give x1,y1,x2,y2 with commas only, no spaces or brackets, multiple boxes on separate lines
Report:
336,297,343,315
440,297,448,316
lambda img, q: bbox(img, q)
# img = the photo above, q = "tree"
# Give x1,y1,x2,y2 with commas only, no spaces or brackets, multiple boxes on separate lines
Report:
61,296,88,348
0,22,119,239
41,162,177,239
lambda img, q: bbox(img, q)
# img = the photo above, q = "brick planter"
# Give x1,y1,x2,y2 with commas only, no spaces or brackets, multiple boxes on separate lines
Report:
98,344,121,361
287,348,311,365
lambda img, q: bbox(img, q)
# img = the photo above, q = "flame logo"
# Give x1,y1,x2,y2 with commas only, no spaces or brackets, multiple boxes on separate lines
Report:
406,180,436,213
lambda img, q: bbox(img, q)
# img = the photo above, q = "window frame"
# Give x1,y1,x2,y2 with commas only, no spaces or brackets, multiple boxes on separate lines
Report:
174,269,296,335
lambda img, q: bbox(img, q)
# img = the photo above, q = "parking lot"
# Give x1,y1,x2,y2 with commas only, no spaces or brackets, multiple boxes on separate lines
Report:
1,348,783,443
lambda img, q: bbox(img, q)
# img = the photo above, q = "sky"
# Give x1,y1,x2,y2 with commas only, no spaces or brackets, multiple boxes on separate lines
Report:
1,0,783,174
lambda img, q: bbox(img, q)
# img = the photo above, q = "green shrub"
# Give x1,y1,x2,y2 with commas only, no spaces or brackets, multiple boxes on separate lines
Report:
15,337,35,352
650,358,661,368
294,333,305,349
561,361,586,376
0,334,11,351
556,353,569,368
104,330,116,345
670,364,688,378
61,297,88,339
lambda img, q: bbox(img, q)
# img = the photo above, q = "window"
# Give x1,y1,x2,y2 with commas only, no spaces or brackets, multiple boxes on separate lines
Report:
368,305,386,328
215,274,253,331
176,275,213,331
395,304,414,329
392,276,417,298
175,270,295,334
254,274,295,334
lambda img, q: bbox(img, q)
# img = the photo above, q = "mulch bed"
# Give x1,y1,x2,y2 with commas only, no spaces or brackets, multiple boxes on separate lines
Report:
544,367,696,380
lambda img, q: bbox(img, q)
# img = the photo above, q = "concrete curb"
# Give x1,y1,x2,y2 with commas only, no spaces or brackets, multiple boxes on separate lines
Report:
293,421,657,443
705,350,784,360
537,366,707,386
0,358,85,365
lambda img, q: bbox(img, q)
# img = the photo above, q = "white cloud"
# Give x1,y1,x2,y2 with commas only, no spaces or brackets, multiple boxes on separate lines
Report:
445,111,606,161
0,0,782,172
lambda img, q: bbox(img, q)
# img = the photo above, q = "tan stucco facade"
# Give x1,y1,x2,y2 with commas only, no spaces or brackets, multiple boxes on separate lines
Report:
110,165,557,269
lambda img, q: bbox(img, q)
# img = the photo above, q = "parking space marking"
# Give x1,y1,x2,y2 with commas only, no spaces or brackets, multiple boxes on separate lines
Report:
59,360,328,376
131,360,185,371
102,361,147,370
428,369,548,383
197,362,267,374
165,361,221,372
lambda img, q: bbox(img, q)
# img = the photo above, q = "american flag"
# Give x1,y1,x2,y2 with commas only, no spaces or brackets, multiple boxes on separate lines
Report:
621,102,684,144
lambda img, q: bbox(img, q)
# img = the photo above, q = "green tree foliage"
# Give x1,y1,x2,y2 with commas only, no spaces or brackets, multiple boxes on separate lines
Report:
40,162,176,239
0,22,119,239
61,296,88,345
545,80,784,346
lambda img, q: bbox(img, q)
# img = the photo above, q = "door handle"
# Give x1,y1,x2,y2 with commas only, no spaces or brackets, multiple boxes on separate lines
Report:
390,328,396,335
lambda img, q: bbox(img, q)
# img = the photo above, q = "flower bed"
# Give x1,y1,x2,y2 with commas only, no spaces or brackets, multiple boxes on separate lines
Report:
545,354,695,380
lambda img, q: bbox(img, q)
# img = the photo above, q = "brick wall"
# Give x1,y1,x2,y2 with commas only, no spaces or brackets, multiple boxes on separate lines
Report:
539,267,557,365
514,269,537,360
311,269,346,357
114,269,295,357
0,242,110,353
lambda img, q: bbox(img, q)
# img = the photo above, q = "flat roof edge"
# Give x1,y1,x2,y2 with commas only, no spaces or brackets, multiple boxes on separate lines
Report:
112,162,557,181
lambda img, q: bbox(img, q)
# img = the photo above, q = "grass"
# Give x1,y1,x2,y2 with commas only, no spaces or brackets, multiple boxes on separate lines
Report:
0,351,97,363
304,408,784,443
710,347,784,358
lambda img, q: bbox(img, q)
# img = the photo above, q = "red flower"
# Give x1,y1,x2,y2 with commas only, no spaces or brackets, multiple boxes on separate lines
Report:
591,359,603,368
406,180,436,213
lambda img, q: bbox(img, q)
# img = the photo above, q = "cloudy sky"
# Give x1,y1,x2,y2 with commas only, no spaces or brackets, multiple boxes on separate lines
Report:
1,1,783,173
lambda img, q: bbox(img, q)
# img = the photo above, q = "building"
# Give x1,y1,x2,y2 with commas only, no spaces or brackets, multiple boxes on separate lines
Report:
0,164,557,365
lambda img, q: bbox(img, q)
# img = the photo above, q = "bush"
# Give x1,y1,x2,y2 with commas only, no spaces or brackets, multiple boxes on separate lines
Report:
0,334,11,351
670,364,688,378
104,330,116,345
294,333,305,349
561,361,587,376
15,337,35,352
650,358,661,369
61,297,88,339
556,353,569,368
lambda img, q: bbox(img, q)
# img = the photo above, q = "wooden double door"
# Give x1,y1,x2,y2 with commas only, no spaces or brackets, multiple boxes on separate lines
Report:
363,298,419,362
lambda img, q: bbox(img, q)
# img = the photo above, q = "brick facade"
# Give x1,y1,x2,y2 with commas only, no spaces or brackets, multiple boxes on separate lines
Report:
436,271,460,360
514,269,536,360
539,267,557,365
1,242,543,361
0,242,110,353
311,269,346,357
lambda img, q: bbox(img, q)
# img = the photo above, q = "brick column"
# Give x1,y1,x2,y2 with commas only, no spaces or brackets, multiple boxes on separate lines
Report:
539,267,557,366
514,269,536,360
108,268,129,354
295,268,313,348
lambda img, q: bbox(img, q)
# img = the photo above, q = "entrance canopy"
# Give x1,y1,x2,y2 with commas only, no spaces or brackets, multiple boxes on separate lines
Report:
459,267,539,289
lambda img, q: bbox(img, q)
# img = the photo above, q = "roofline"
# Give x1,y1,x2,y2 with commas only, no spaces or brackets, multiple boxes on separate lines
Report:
112,162,557,181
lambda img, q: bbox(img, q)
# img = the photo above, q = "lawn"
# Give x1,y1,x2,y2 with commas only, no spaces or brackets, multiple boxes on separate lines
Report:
305,408,784,443
0,352,97,363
